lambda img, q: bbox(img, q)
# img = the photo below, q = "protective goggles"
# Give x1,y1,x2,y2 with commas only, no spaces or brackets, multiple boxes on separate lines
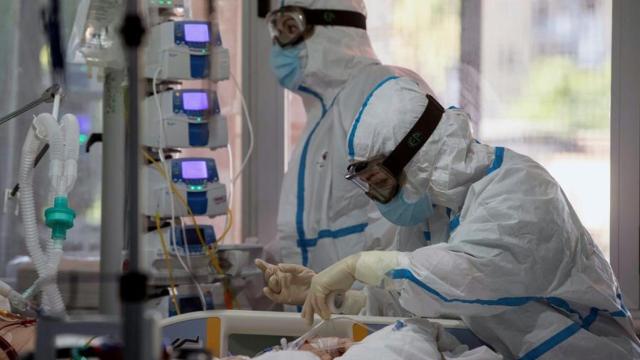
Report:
266,6,367,47
345,95,445,204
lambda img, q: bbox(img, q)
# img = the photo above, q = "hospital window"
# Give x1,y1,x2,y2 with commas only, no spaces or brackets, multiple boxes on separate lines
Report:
283,0,613,258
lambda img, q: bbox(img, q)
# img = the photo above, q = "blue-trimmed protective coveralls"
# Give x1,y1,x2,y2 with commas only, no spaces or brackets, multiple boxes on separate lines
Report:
346,78,640,359
274,0,438,271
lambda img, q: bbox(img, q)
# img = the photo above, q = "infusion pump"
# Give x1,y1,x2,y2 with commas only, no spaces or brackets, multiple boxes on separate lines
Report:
142,157,228,217
142,89,228,149
144,20,230,81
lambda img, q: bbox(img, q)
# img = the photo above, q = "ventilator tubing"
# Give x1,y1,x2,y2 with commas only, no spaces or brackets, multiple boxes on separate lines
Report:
0,280,28,311
19,112,79,315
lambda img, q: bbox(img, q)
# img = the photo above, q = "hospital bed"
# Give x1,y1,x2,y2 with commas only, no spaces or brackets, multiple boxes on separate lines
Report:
161,310,485,358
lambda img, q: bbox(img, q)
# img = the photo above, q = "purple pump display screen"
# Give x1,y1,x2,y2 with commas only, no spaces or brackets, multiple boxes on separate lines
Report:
184,24,210,42
182,92,208,110
181,161,208,179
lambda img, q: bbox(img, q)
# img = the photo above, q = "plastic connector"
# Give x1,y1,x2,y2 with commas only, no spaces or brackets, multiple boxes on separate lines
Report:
44,196,76,240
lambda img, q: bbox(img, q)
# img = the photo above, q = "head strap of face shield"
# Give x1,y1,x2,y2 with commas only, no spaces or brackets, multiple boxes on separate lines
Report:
381,94,444,178
303,8,367,30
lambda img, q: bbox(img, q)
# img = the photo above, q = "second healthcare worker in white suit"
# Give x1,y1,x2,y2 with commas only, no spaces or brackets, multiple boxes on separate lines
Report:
267,0,443,271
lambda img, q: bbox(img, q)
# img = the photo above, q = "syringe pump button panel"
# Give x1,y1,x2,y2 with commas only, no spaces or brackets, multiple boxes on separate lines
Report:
142,157,228,217
144,21,211,80
142,89,228,149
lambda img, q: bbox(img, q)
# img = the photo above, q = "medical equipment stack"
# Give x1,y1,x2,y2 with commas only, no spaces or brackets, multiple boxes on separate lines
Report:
141,3,238,317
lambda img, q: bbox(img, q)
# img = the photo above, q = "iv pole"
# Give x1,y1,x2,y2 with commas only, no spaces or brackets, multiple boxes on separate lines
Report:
119,0,153,358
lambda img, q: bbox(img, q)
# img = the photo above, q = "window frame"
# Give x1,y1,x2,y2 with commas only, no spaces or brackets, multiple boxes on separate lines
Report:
610,0,640,314
241,0,285,243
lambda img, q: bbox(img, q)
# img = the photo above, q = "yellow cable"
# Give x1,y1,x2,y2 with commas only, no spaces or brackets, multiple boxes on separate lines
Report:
143,150,225,274
156,213,181,315
218,208,233,243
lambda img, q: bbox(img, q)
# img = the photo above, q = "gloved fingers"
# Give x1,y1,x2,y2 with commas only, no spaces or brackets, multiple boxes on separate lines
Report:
301,296,315,326
263,286,288,304
262,287,278,302
312,293,332,320
255,259,281,291
280,272,293,289
254,258,274,272
255,259,280,280
278,263,311,275
267,273,282,294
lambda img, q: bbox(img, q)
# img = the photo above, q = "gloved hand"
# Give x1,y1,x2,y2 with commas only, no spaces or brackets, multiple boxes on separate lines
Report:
255,259,315,305
255,259,282,293
328,290,367,315
301,251,400,325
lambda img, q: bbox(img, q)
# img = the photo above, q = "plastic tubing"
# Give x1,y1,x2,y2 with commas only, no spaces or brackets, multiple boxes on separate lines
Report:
19,113,66,314
0,280,28,311
60,113,79,195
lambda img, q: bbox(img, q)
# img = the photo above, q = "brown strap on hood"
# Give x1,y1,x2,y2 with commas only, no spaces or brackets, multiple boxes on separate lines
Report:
382,94,444,177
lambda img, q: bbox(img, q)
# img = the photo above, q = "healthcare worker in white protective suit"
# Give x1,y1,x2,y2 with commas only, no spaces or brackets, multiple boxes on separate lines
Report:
266,0,442,272
297,104,640,358
262,105,640,358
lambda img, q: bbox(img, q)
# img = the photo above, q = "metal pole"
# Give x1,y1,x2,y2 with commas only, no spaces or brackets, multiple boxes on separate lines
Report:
460,0,482,135
120,0,148,358
99,68,125,315
0,85,60,126
241,0,285,244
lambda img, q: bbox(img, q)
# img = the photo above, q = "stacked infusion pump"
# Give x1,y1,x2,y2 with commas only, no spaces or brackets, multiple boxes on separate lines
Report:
141,7,232,312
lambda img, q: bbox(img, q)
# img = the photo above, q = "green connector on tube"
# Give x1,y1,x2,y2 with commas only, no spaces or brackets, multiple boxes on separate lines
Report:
45,196,76,241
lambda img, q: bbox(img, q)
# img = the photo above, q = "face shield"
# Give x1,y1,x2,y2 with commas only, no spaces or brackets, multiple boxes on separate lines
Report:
266,6,367,47
345,95,445,204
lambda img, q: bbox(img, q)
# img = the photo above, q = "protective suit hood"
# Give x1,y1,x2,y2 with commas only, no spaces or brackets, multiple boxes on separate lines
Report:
349,84,494,210
272,0,380,103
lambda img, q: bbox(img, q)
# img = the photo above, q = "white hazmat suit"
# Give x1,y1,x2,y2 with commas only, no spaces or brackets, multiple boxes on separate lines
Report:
272,0,437,271
306,90,640,358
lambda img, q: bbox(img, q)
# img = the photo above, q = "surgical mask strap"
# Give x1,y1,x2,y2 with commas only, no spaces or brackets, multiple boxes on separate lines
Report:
381,94,444,178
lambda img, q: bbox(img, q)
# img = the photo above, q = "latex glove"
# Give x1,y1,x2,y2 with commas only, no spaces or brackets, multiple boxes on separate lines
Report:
255,259,282,293
255,259,315,305
301,251,399,325
328,290,367,315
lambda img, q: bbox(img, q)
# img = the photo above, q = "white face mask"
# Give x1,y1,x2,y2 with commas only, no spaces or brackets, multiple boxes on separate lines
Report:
375,188,434,226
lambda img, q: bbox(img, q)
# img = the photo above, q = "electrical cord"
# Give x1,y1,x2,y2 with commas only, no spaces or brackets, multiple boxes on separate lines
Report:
153,68,206,310
216,73,253,244
229,72,254,186
142,150,225,275
144,150,231,309
225,143,234,228
149,68,242,308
